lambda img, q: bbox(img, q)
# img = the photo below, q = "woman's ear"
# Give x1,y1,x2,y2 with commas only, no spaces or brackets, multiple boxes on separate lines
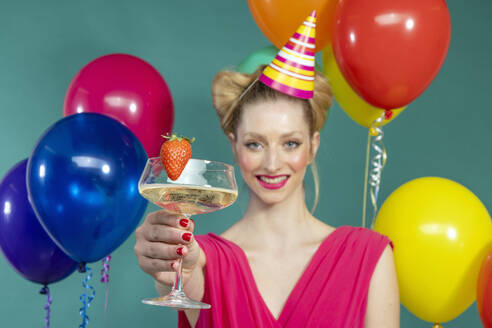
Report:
310,131,320,163
228,133,237,160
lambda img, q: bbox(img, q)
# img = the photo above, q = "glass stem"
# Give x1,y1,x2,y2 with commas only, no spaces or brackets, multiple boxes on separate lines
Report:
172,257,183,293
172,214,190,294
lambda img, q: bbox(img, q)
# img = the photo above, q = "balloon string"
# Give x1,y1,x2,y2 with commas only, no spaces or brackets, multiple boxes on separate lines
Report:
39,285,51,328
100,255,111,312
368,111,388,229
79,264,95,328
362,130,372,228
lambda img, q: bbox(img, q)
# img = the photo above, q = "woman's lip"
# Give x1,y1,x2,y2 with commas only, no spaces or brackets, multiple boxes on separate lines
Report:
256,174,289,179
256,175,289,190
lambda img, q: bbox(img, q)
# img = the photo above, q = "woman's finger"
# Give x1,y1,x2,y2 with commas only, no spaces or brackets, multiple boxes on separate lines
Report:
146,210,192,230
137,255,175,274
135,241,188,260
141,225,194,244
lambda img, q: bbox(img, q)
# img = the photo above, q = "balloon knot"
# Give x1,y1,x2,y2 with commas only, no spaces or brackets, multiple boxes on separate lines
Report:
78,262,87,273
384,110,393,120
40,286,48,295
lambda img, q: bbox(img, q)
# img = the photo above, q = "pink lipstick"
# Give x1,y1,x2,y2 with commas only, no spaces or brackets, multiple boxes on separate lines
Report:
256,175,289,190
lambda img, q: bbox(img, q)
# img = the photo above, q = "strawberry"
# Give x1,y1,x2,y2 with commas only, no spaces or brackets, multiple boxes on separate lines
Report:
160,133,195,180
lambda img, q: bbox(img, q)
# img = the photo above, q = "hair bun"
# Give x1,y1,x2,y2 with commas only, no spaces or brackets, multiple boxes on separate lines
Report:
211,70,258,134
212,72,252,116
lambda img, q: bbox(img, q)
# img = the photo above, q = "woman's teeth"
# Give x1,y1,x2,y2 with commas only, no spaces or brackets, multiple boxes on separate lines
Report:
258,176,288,184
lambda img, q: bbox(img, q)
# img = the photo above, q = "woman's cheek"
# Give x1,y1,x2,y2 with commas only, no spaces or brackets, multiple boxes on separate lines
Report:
236,151,260,173
289,150,310,171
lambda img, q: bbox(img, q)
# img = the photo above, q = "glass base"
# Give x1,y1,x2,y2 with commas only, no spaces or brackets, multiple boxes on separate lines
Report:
142,290,211,310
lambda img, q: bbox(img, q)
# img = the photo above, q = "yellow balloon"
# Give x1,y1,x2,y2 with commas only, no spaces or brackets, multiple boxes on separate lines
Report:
374,177,492,323
321,46,406,128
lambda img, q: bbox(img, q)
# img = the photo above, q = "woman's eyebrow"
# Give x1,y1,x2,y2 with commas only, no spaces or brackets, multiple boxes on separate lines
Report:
243,132,267,143
243,131,304,140
280,131,304,138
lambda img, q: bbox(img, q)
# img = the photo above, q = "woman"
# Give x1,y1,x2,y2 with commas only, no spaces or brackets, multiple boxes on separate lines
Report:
135,11,399,327
134,67,400,328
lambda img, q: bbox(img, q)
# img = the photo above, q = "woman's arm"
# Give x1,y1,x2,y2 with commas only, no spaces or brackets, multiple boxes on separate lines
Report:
365,245,400,327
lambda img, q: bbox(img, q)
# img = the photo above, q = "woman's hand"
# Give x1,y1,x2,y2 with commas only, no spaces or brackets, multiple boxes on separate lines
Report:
134,210,201,287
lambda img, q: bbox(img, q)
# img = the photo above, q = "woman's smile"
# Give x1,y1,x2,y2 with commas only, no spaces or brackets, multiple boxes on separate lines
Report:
256,174,290,189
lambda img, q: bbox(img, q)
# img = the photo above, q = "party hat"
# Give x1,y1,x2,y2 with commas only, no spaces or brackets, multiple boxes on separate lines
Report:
259,10,317,99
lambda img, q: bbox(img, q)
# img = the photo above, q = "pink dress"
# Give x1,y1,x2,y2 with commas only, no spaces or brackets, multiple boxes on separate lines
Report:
178,225,393,328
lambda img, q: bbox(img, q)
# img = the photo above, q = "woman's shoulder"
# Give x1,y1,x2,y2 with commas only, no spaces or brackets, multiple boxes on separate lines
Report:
335,225,393,248
323,226,394,284
322,225,393,265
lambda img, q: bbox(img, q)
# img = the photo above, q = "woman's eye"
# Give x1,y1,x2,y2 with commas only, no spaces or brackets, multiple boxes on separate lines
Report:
246,142,261,150
285,141,300,149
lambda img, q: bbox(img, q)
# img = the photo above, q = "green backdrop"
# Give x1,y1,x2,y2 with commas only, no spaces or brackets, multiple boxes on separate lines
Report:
0,0,489,327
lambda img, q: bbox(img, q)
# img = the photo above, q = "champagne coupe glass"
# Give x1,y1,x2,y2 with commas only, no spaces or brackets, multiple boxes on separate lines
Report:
138,157,238,309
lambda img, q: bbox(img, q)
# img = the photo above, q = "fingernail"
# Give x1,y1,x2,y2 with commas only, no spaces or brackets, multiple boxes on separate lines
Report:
176,247,184,256
182,232,192,242
179,218,189,228
170,262,174,269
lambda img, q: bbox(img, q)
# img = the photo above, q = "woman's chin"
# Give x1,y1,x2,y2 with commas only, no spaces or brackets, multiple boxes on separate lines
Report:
250,189,290,206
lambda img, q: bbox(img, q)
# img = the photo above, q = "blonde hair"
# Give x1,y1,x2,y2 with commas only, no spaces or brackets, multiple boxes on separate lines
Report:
211,65,333,212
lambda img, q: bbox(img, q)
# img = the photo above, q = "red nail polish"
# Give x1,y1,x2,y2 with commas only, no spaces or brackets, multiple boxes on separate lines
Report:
179,219,189,228
182,232,192,242
176,247,184,256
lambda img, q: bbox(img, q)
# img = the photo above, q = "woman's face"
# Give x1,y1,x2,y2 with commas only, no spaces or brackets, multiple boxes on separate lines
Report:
229,98,320,205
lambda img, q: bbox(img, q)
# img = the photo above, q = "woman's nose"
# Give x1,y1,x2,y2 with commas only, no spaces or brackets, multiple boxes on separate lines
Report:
264,147,281,172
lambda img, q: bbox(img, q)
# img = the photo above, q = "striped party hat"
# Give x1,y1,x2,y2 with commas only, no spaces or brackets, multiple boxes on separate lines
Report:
259,10,316,99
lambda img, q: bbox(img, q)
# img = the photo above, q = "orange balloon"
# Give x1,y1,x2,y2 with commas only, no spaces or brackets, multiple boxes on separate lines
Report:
247,0,339,53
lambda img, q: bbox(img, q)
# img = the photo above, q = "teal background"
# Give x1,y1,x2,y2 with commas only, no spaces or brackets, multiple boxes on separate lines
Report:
0,0,489,327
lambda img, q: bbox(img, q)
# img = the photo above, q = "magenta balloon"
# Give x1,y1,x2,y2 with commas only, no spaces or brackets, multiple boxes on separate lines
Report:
63,54,174,158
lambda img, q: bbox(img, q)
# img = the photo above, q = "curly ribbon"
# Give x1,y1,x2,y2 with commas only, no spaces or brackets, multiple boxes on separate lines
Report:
362,111,388,229
39,285,51,328
78,263,95,328
100,255,111,312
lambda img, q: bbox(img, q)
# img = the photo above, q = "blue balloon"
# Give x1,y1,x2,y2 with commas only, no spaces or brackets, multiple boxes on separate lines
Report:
0,159,77,285
27,113,148,263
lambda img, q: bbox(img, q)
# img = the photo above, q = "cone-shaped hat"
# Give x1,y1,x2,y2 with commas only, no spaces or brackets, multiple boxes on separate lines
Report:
259,10,317,99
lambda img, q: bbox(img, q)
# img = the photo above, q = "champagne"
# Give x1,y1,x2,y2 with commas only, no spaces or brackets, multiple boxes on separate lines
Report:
139,184,238,215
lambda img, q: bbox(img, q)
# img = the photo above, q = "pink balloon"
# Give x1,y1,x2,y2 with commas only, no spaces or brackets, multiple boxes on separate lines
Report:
64,54,174,157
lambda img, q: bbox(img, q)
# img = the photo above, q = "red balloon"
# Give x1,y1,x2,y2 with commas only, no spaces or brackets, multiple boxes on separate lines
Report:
332,0,451,110
478,251,492,328
64,54,174,157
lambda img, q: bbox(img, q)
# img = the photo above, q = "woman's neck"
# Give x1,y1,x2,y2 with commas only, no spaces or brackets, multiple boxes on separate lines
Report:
228,185,322,252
